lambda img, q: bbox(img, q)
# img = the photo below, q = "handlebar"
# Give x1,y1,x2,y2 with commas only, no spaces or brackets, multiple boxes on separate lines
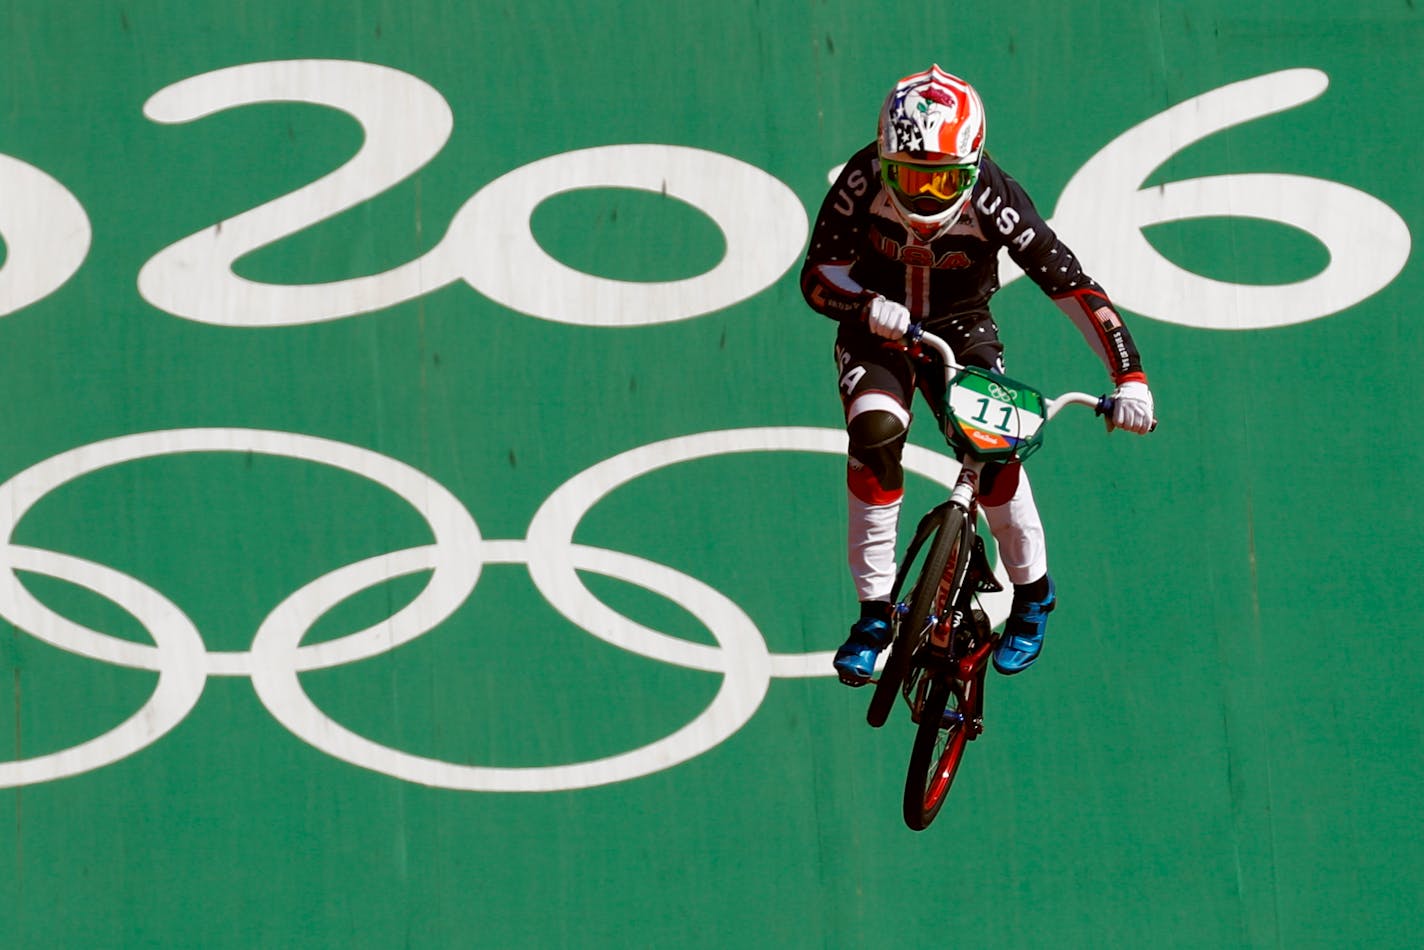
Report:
906,323,1156,431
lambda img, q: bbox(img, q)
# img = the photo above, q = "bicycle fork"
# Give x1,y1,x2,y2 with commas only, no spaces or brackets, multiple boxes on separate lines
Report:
926,456,985,651
921,457,994,738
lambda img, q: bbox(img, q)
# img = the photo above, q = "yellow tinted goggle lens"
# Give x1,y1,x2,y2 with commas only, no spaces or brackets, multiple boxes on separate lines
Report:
884,162,977,202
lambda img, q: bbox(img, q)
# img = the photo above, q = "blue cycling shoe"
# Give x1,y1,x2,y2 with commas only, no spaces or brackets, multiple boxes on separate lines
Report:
993,576,1056,675
833,616,891,686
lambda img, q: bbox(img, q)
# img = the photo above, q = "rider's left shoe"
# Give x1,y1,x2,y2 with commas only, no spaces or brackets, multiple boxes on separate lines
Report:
993,575,1056,675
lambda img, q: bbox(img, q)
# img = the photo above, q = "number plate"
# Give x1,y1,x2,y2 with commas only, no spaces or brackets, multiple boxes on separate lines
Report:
943,368,1048,461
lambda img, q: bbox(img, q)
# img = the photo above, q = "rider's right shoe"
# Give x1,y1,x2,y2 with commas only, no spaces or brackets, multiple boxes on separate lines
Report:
833,610,892,687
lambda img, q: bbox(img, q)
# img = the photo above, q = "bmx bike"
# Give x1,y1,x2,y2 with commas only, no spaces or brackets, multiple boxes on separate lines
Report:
864,324,1148,830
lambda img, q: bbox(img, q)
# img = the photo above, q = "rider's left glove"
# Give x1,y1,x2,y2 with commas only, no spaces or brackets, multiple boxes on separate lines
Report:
1110,380,1155,434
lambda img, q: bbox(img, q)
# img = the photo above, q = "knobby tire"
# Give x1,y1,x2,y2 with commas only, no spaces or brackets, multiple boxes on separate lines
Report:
897,505,973,829
903,675,967,830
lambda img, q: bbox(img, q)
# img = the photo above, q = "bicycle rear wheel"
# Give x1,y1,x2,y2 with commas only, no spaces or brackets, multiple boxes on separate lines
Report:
867,505,969,728
903,675,967,830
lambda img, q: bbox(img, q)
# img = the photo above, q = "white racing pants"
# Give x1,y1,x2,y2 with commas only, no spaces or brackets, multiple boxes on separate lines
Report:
848,467,1047,603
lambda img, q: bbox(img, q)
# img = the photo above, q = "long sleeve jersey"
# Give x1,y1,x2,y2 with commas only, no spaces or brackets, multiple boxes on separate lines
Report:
800,143,1145,383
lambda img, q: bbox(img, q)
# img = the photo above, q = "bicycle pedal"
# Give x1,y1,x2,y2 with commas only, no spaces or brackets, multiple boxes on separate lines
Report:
837,671,871,688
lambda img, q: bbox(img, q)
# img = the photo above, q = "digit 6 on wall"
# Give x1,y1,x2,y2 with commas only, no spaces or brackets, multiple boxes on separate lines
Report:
998,69,1411,330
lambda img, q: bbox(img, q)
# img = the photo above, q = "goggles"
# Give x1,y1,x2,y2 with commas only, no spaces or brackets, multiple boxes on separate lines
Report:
881,160,979,214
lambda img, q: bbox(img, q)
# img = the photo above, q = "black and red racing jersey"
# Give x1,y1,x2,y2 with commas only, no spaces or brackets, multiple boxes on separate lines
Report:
800,142,1145,383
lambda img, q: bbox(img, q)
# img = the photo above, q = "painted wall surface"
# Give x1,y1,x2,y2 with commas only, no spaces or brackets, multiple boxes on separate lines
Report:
1,2,1420,947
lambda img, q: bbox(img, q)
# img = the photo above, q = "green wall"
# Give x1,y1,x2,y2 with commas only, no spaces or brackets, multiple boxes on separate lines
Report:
2,2,1420,947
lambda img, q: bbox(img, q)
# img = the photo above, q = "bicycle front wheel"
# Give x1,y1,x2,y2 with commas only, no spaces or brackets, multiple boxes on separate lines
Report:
867,505,970,728
903,675,968,830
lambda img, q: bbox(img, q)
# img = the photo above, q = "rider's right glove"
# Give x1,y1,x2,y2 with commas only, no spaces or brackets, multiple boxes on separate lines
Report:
864,295,911,340
1109,379,1155,434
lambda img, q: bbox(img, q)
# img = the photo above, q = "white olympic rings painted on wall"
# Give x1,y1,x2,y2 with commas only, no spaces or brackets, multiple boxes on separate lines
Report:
0,426,1005,792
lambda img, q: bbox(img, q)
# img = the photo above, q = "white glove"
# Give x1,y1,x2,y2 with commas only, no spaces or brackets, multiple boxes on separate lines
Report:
864,295,910,340
1110,380,1155,434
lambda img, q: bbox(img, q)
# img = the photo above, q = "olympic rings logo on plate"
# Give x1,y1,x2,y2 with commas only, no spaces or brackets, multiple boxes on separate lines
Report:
986,382,1017,402
0,426,1009,793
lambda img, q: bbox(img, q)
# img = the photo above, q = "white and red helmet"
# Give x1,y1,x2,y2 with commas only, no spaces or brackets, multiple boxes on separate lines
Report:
877,65,986,239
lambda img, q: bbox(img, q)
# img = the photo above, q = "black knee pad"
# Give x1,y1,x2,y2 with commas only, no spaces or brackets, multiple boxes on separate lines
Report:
847,409,907,491
847,408,906,451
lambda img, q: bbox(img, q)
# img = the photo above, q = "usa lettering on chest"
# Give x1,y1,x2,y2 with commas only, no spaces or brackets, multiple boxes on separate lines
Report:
871,229,973,268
